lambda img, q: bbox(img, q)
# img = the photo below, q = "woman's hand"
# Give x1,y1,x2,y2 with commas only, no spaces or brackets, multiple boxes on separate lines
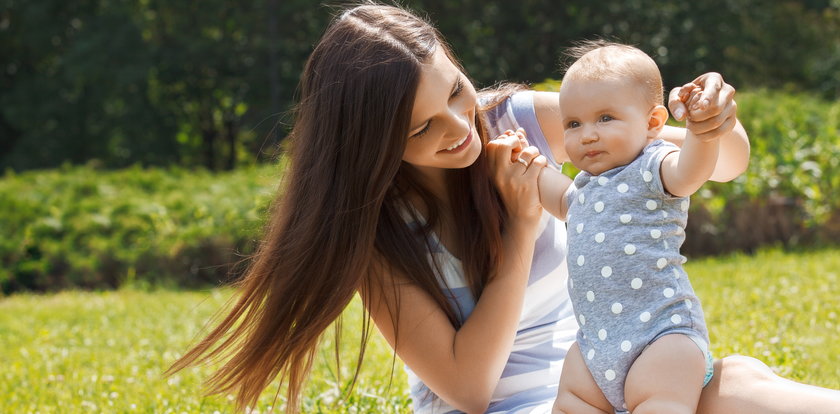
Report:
486,128,547,226
668,72,738,142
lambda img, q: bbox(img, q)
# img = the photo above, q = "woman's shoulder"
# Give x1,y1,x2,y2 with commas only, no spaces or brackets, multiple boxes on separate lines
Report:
478,86,562,167
477,83,529,111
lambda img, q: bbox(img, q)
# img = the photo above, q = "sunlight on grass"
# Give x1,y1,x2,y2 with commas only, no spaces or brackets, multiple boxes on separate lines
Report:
687,248,840,388
0,248,837,412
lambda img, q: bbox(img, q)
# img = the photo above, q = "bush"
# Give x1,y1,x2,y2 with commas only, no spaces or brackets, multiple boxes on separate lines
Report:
686,89,840,254
1,89,838,292
0,164,281,293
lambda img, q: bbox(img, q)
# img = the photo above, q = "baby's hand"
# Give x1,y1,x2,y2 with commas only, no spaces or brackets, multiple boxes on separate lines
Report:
668,72,738,142
678,82,720,140
495,128,530,163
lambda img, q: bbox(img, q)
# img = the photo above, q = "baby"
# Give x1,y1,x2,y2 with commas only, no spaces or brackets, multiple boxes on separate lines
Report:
532,42,725,414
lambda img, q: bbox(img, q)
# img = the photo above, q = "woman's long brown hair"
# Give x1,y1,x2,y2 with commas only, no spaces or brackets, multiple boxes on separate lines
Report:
166,3,507,412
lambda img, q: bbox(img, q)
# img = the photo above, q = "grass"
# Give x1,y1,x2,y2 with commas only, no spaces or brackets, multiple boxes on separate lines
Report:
1,248,838,412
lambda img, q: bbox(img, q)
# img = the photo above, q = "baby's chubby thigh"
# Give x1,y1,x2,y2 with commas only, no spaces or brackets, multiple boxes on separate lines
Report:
624,334,706,414
552,342,613,414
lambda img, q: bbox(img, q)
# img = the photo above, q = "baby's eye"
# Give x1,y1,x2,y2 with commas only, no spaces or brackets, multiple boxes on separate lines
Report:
566,120,581,129
599,114,614,122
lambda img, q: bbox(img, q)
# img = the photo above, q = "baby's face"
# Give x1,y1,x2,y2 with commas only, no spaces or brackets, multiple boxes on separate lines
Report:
559,78,655,175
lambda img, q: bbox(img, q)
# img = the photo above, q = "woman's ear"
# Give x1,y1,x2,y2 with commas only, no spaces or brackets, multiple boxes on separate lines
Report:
646,105,669,138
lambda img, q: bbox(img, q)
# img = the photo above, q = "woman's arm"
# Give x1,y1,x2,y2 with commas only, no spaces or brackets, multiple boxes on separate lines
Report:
533,91,570,163
362,135,546,414
659,122,748,183
362,221,536,414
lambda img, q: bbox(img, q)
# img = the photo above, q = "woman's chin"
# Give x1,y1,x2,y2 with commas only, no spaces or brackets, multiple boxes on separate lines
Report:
457,139,483,168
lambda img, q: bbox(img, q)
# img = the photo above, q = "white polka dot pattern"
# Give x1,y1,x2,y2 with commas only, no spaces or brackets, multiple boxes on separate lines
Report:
562,140,708,412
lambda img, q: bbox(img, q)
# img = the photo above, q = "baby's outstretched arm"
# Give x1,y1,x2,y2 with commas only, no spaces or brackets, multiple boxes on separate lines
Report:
665,73,749,182
660,85,723,197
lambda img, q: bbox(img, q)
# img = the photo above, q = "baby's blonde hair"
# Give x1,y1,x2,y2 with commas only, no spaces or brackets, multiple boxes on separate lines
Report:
562,40,664,107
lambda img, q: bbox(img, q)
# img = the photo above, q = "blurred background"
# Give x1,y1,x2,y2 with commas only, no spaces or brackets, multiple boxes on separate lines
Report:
1,2,839,412
1,0,838,293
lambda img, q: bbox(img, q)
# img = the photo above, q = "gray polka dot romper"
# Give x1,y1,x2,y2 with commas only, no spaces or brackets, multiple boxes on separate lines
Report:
565,140,710,412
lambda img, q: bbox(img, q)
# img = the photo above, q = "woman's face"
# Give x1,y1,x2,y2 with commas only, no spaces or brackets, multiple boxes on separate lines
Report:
402,47,480,175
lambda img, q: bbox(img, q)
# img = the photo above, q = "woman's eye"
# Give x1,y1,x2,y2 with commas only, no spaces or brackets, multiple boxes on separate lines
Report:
451,78,464,98
411,122,431,139
599,114,614,122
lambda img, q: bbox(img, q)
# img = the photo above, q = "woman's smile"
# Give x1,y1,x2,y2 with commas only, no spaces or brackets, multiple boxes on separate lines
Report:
439,129,473,153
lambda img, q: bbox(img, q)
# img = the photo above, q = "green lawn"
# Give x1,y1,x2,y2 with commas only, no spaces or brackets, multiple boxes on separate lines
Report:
1,248,838,412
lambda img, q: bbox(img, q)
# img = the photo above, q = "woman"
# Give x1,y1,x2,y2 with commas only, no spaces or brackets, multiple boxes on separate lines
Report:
167,4,840,413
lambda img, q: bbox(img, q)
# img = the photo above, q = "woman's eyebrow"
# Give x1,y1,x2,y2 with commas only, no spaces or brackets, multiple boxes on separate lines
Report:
408,76,461,134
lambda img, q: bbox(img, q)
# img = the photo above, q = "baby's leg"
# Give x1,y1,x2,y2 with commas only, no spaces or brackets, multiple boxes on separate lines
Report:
552,342,614,414
624,334,706,414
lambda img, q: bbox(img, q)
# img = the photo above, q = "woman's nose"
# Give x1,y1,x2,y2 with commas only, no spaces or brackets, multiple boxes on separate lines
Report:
445,109,471,138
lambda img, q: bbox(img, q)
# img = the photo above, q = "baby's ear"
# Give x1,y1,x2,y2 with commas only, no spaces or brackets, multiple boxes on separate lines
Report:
647,105,669,137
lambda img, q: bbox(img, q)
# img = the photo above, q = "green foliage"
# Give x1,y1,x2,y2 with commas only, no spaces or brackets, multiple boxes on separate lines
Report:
686,90,840,253
2,88,839,291
0,164,282,293
719,90,840,221
2,1,838,171
0,248,837,412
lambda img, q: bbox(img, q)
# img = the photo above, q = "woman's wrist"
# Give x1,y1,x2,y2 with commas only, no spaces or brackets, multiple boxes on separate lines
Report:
506,215,541,241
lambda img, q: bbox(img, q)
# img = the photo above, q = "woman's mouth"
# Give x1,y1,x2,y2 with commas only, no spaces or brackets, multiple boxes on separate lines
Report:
439,130,473,154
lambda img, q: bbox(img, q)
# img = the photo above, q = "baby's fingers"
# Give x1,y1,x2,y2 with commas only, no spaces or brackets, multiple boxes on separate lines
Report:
669,83,699,121
689,84,735,122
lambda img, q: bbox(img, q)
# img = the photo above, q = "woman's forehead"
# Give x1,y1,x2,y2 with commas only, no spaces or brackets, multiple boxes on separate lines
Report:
409,49,460,128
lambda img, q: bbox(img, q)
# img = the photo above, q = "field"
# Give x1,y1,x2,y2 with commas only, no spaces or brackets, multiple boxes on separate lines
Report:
1,248,838,412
